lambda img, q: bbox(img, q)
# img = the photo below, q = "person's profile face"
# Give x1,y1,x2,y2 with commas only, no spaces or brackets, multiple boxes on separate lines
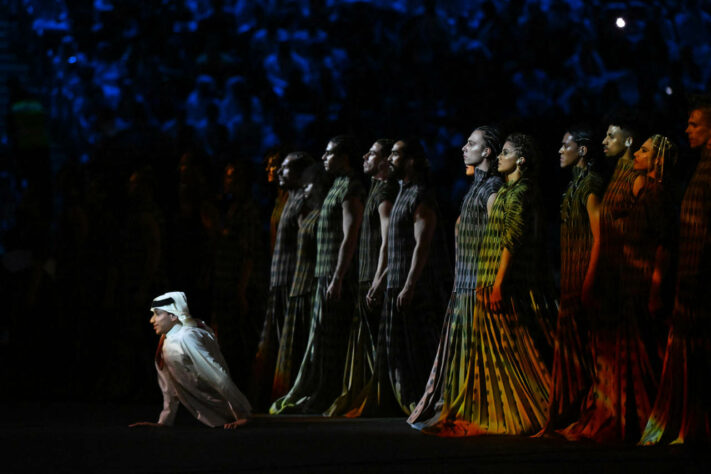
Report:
387,141,407,179
278,154,298,188
265,155,280,183
602,125,628,158
150,309,176,336
633,137,655,172
462,130,488,168
686,110,711,150
322,141,342,173
559,132,582,169
497,141,519,175
363,142,384,176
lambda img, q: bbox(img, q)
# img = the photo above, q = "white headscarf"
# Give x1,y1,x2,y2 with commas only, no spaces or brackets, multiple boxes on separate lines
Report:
150,291,197,327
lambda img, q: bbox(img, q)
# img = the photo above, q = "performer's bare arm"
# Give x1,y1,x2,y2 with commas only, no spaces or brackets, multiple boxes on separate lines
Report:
366,200,393,309
397,202,436,311
327,196,364,301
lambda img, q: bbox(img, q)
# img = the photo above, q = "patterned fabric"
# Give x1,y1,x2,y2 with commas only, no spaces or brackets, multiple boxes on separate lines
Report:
269,276,356,414
641,148,711,445
289,209,320,297
411,177,556,436
595,155,637,325
454,170,504,290
270,209,320,401
269,190,306,289
270,189,288,253
325,178,397,416
324,282,380,416
387,181,433,289
314,175,365,278
544,167,604,430
408,169,502,427
271,290,315,402
345,180,451,416
359,178,399,282
561,158,659,443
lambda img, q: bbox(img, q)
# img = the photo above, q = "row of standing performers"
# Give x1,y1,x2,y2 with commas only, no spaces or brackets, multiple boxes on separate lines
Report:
249,109,711,445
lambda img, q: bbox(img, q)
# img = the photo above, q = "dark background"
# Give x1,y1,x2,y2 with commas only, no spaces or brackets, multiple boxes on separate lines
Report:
1,0,710,404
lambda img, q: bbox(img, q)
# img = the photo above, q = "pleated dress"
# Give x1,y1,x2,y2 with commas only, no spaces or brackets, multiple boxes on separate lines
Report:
640,148,711,445
561,157,659,443
408,169,503,429
542,167,603,431
417,176,556,436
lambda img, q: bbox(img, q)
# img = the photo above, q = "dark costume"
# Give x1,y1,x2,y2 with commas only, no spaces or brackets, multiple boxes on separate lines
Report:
641,147,711,445
348,180,451,417
250,190,306,410
562,155,659,442
270,208,320,403
543,167,604,430
326,177,398,416
270,175,364,414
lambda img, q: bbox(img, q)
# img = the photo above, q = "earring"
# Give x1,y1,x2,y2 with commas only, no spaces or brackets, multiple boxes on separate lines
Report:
625,138,632,147
516,158,523,166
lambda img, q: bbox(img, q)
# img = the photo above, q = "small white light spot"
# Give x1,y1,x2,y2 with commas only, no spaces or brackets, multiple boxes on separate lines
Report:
666,86,673,95
616,17,626,28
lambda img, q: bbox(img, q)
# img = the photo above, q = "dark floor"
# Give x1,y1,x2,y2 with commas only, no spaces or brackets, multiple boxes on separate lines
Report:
1,402,708,473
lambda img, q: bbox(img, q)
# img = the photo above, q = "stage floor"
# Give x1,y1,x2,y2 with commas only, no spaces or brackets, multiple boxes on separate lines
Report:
1,402,707,473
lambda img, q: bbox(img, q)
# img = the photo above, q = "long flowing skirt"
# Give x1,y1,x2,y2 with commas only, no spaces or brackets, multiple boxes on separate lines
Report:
324,282,379,416
412,287,554,436
270,291,314,403
640,326,711,445
560,297,657,443
539,293,594,432
408,290,473,428
249,286,289,411
346,287,443,417
269,277,354,414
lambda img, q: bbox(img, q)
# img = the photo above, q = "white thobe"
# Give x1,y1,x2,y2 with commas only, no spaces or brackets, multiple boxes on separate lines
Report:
156,323,252,427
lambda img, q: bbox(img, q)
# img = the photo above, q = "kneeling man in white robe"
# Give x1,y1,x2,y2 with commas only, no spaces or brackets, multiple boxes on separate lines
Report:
130,292,251,429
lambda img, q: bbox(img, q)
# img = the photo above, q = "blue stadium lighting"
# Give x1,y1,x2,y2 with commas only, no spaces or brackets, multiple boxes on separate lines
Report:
67,56,77,64
616,17,626,28
666,86,673,95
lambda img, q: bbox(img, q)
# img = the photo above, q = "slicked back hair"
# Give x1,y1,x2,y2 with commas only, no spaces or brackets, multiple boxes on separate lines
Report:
475,125,503,162
329,135,361,171
399,137,430,178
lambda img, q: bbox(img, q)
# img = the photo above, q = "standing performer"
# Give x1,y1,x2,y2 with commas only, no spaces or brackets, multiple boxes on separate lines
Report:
250,152,314,411
641,99,711,445
409,126,503,429
425,133,556,436
270,163,331,402
349,138,451,416
540,126,604,432
130,292,251,429
561,114,657,443
270,136,364,414
326,139,398,416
